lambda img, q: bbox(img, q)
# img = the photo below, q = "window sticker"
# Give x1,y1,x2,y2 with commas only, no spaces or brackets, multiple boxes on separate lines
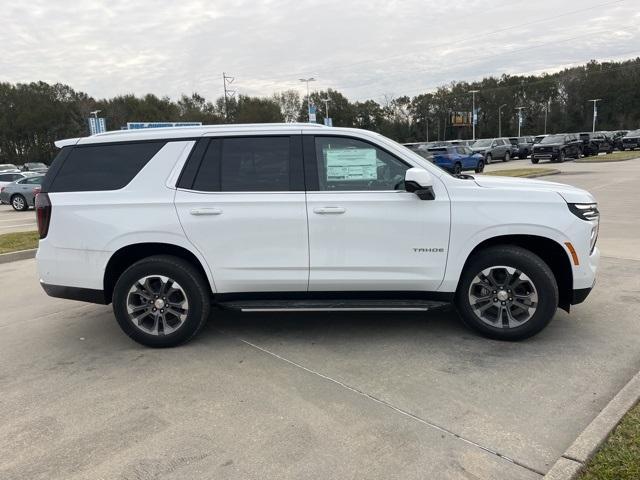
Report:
324,148,377,181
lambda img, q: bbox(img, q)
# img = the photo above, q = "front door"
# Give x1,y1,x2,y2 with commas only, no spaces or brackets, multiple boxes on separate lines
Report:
304,135,451,292
175,135,309,293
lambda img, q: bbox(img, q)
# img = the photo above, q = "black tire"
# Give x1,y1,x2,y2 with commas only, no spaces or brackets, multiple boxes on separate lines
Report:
503,151,510,162
558,150,565,162
10,194,28,211
455,245,558,341
485,153,492,164
531,157,539,164
453,163,462,174
112,255,210,348
475,160,485,173
574,148,581,160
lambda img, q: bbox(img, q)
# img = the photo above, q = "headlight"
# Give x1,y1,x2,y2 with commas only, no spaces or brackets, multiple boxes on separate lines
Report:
568,203,599,253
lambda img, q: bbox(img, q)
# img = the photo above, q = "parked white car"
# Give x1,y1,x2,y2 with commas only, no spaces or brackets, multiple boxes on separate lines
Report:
36,124,599,347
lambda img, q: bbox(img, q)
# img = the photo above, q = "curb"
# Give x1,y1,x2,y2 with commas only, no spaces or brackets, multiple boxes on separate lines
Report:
543,370,640,479
524,170,561,178
0,248,37,265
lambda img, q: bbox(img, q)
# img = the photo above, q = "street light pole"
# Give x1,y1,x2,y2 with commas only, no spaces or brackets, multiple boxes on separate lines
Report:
515,106,525,137
544,99,550,134
498,104,507,137
321,97,330,124
299,78,316,122
588,99,602,133
469,90,479,140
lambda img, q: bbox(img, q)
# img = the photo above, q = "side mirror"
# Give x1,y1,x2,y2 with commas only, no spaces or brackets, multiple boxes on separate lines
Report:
404,168,435,200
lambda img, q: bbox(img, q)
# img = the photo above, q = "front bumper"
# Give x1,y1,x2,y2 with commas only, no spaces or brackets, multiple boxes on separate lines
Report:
572,285,593,305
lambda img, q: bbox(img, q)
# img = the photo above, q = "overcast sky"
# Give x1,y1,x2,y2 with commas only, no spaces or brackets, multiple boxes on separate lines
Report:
1,0,639,102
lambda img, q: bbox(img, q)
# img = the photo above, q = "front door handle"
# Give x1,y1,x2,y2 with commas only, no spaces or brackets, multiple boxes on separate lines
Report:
313,207,346,215
190,207,223,216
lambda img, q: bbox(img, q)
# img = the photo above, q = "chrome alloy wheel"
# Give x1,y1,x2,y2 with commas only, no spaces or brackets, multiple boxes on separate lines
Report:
126,275,189,335
468,266,538,328
12,196,25,210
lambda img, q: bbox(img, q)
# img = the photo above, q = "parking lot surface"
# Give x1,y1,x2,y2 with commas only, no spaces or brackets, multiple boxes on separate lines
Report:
0,204,36,235
1,157,639,479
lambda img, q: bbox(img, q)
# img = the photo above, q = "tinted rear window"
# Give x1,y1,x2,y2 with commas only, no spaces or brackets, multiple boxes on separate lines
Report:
48,142,165,192
192,136,291,192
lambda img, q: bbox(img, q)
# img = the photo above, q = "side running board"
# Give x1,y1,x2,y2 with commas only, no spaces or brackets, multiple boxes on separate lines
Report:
216,299,449,312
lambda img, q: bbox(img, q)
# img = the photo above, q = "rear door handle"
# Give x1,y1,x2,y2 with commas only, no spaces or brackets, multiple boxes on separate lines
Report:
313,207,346,215
190,207,223,216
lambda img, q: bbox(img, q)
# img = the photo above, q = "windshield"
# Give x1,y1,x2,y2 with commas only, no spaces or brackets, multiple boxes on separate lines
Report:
541,135,564,144
473,139,492,147
26,162,47,168
427,148,447,153
0,164,18,171
626,129,640,137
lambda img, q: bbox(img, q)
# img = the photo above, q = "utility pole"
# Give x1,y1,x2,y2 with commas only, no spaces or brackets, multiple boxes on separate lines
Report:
498,104,507,137
222,72,235,121
469,90,479,140
588,99,602,133
515,106,525,137
299,78,316,122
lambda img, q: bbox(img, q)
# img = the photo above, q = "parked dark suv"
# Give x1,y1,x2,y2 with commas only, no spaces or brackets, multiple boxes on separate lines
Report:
621,129,640,150
579,132,613,156
470,138,512,163
609,130,628,150
508,136,535,159
531,133,582,163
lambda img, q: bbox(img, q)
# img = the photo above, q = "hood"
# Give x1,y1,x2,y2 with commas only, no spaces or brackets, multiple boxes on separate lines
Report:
473,175,596,204
471,146,488,152
534,142,561,148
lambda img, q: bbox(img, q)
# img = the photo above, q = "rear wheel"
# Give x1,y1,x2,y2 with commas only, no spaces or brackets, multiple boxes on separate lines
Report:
455,245,558,341
475,159,485,173
485,153,492,164
10,194,28,211
112,255,210,348
503,151,511,162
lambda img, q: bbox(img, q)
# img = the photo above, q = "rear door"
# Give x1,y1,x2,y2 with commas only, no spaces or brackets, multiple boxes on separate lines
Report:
174,134,309,293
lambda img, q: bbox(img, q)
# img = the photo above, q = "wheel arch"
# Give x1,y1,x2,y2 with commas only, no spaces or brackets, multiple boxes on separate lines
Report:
103,242,214,304
458,234,573,312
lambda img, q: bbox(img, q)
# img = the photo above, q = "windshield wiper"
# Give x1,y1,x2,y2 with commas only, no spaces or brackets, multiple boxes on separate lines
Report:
453,173,474,180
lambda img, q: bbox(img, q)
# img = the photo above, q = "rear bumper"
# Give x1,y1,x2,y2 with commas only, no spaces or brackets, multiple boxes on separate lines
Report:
40,281,108,305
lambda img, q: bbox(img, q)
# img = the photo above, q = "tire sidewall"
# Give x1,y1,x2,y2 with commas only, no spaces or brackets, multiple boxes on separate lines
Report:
11,194,27,211
112,256,210,347
455,246,558,340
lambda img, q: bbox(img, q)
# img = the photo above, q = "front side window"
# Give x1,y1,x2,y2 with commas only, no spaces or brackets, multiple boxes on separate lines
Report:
315,136,409,191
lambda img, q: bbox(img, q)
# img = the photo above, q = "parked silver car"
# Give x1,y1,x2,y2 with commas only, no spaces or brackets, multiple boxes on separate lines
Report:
0,174,44,210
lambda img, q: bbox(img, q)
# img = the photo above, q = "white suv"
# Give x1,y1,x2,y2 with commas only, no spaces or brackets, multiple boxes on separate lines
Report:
35,124,599,347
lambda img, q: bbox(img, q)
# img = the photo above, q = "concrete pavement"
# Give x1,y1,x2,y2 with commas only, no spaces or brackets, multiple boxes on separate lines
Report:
1,157,639,479
0,204,37,235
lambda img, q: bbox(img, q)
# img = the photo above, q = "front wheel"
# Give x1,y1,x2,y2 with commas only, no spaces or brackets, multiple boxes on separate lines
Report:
485,153,492,164
112,255,211,348
453,163,462,174
475,160,485,173
503,152,510,162
558,150,565,162
11,194,28,211
455,245,558,341
531,157,539,164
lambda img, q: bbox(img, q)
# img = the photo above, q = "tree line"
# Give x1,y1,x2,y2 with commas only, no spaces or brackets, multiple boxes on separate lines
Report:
1,57,639,164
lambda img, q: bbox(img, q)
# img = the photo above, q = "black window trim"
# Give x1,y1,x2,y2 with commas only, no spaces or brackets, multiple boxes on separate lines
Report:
303,133,413,193
177,135,305,193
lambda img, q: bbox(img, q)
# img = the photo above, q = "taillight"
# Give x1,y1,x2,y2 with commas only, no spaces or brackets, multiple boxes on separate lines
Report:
35,192,51,239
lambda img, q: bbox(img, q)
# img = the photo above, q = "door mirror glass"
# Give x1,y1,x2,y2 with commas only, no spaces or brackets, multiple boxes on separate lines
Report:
404,168,435,200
